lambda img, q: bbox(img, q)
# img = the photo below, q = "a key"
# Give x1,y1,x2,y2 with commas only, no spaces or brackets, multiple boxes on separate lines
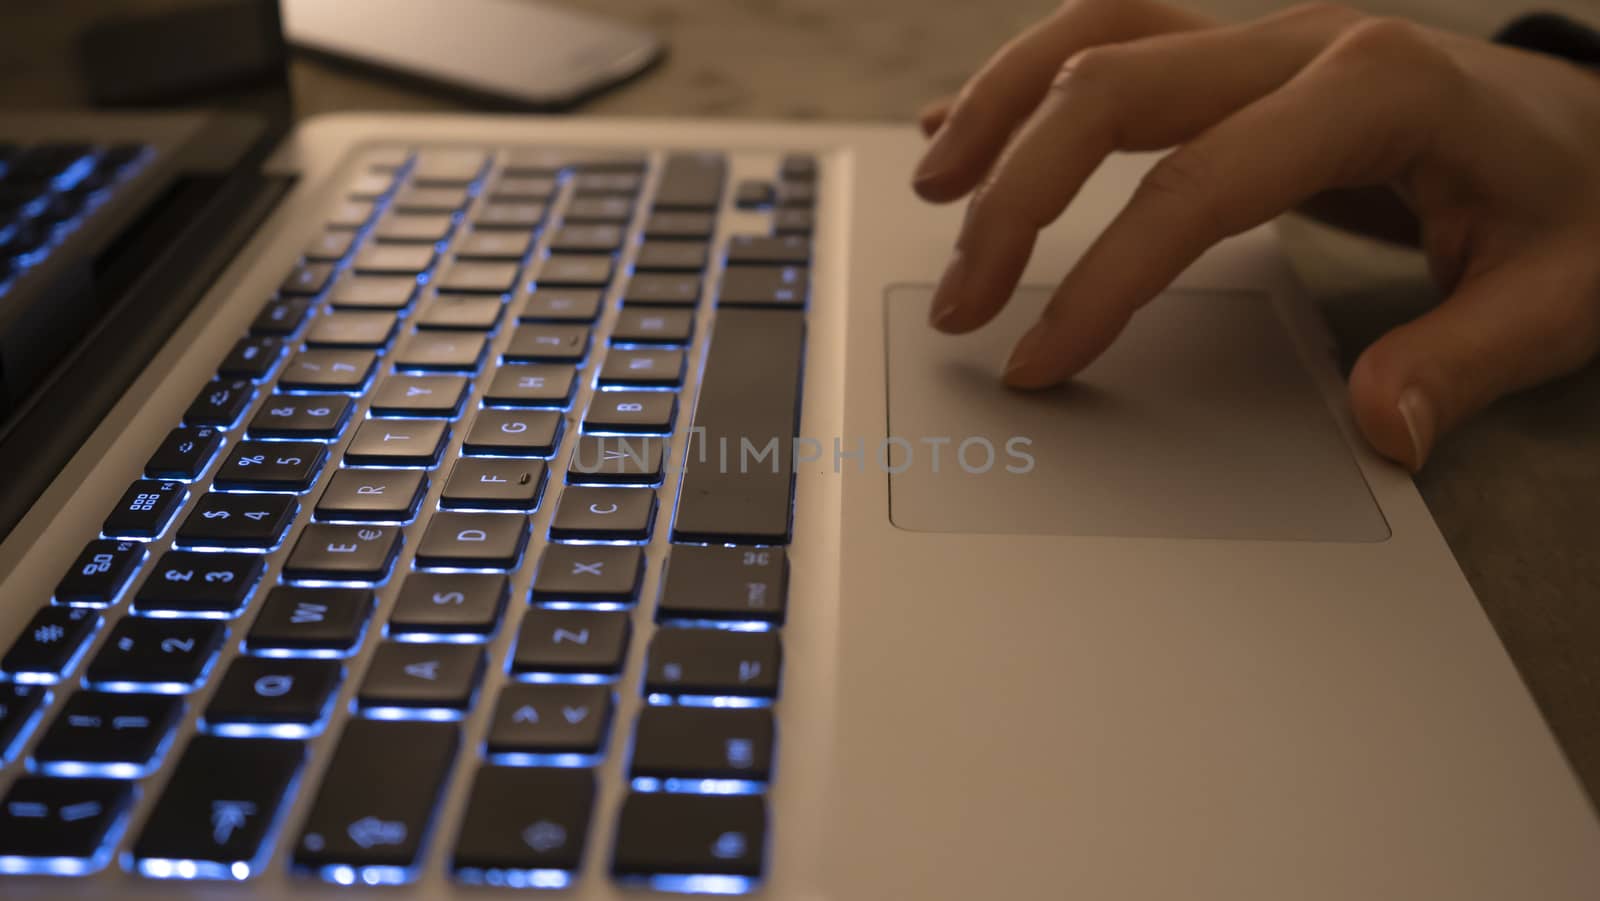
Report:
293,719,458,872
565,195,633,224
484,683,612,755
634,241,708,272
306,228,357,261
504,323,590,364
248,395,353,439
368,374,470,417
0,777,135,870
0,684,45,761
473,201,545,230
31,691,182,777
316,469,427,522
455,229,534,260
376,212,454,243
393,185,470,212
204,657,343,731
550,223,625,254
217,336,284,380
482,363,576,408
102,479,185,539
489,175,558,201
599,349,684,387
533,254,612,287
530,545,644,604
654,152,726,211
330,274,419,310
631,706,774,781
353,243,436,275
622,273,700,306
343,419,450,467
453,767,595,875
54,541,145,607
251,296,313,339
326,199,376,229
436,260,520,294
417,293,505,330
278,349,377,392
414,513,529,569
717,264,809,307
584,391,677,434
659,547,786,623
644,629,781,698
280,261,335,296
611,308,694,345
780,153,817,181
305,311,398,349
575,171,642,195
281,524,402,583
726,234,809,265
392,332,488,372
440,458,547,511
184,378,255,427
388,573,508,637
246,587,373,655
773,207,814,236
134,551,264,614
645,211,716,240
734,180,776,209
612,793,766,878
145,426,223,479
2,607,98,681
131,737,304,876
463,409,563,456
549,486,657,541
357,643,484,710
672,309,804,544
567,435,665,485
511,609,631,674
212,440,326,491
412,149,487,184
85,618,225,690
174,493,297,550
519,288,603,323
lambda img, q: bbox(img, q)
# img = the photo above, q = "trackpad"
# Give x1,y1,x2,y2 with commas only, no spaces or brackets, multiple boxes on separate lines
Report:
885,285,1388,541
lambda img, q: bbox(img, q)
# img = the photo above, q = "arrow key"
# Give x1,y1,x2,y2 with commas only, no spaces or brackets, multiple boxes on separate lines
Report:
485,683,612,756
357,642,484,712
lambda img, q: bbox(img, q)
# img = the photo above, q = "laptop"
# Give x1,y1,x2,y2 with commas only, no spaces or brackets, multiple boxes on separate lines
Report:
0,2,1595,898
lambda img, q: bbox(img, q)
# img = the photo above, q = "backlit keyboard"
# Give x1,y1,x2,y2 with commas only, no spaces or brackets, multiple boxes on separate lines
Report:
0,141,149,296
0,143,816,891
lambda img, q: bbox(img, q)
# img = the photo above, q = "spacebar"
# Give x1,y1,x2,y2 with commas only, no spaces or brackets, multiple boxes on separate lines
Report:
672,308,805,544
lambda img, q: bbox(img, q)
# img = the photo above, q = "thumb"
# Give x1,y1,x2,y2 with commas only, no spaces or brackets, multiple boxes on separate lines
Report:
1347,250,1600,471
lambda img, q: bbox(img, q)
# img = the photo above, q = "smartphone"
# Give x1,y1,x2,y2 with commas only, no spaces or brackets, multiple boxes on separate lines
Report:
280,0,663,109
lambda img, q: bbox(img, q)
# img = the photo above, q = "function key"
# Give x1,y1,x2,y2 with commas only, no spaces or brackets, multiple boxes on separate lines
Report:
102,479,185,539
533,254,613,287
212,440,327,491
281,524,402,583
519,288,603,323
780,153,817,181
183,378,255,428
392,332,488,373
204,658,343,734
726,234,809,265
280,261,336,296
173,494,298,551
217,336,285,381
131,736,305,878
484,684,612,756
55,540,146,607
0,776,135,872
644,629,781,698
564,195,634,224
1,607,99,682
645,211,716,241
248,395,353,440
511,609,632,676
411,149,489,185
342,419,450,467
315,469,427,522
611,308,694,346
634,241,708,272
85,617,226,691
293,719,458,876
549,487,657,542
440,458,548,512
734,180,776,209
598,349,684,388
504,323,591,364
368,374,470,418
133,551,265,615
453,767,595,877
630,706,774,781
331,274,419,310
375,212,455,243
622,273,700,306
414,512,530,569
455,229,534,260
653,152,726,211
388,572,509,638
583,391,677,435
393,185,470,213
304,310,399,349
278,349,377,392
417,293,505,331
0,684,46,761
357,643,484,712
611,793,765,879
144,426,223,480
717,264,808,308
566,435,665,485
658,546,786,623
463,408,564,457
245,587,374,655
530,545,644,605
482,364,576,409
31,690,183,778
436,259,520,294
251,295,313,335
305,228,357,261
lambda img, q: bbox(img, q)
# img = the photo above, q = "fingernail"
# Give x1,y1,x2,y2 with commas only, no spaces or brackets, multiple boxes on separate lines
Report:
929,251,966,329
914,130,956,187
1396,386,1435,471
1004,324,1047,381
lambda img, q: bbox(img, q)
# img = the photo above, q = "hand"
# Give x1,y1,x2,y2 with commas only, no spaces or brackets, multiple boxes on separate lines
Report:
914,0,1600,470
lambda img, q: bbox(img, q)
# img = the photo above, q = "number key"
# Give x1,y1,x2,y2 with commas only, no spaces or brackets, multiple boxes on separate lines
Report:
134,551,265,615
85,617,226,690
213,441,326,491
174,494,298,550
248,396,352,440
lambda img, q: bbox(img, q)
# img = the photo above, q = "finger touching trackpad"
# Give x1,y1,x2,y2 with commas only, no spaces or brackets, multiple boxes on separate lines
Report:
883,285,1388,541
